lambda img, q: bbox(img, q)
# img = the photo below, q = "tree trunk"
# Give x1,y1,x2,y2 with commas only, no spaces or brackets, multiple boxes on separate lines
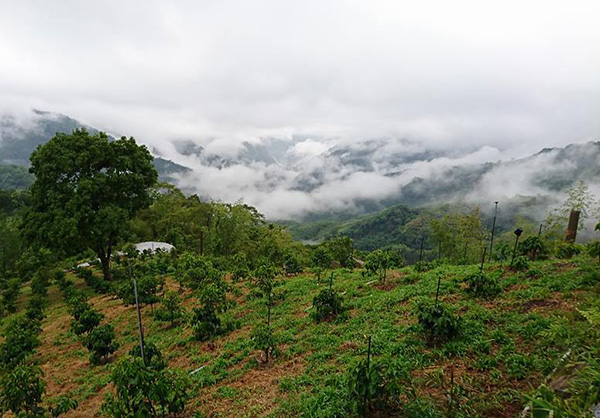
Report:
98,246,113,281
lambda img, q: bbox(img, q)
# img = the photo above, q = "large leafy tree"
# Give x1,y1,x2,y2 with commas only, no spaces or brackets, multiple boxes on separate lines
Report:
24,129,157,280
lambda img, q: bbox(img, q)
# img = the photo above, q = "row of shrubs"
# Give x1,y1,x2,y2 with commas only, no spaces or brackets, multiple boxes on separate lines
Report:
69,267,194,416
0,268,78,417
57,272,119,365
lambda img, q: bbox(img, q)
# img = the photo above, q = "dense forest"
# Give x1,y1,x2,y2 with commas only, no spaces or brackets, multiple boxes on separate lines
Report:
0,130,599,417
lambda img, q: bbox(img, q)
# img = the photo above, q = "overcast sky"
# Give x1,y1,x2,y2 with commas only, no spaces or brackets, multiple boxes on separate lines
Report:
1,0,598,157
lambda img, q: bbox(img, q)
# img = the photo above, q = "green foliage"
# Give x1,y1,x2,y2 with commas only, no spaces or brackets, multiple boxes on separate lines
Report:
414,298,461,343
429,208,487,264
117,275,163,307
348,358,412,416
327,236,354,268
511,255,530,271
519,236,548,260
251,323,276,363
493,242,512,262
555,243,583,259
1,278,21,314
101,356,191,417
312,288,344,323
75,267,111,294
364,249,397,284
312,246,332,270
176,252,221,290
283,250,303,275
0,364,46,417
413,260,433,273
128,341,167,371
545,180,598,233
0,215,23,279
0,164,34,190
70,308,104,336
230,252,250,281
49,396,78,418
0,316,41,369
153,291,185,327
253,260,280,302
587,241,600,262
24,129,158,280
464,272,502,298
25,294,47,322
82,324,119,365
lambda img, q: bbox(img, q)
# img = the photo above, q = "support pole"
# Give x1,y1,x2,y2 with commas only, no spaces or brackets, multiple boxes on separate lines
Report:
480,247,487,273
489,201,499,262
435,273,442,305
133,279,146,366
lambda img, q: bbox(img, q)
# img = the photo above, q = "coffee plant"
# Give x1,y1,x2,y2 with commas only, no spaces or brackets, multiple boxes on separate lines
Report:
587,240,600,263
519,236,548,260
129,341,167,371
153,290,185,327
190,280,228,340
71,307,104,335
1,278,21,314
117,274,163,307
510,255,530,271
0,364,46,417
312,246,332,281
464,272,502,298
365,249,392,284
0,316,42,369
82,324,119,365
312,288,344,323
102,355,191,417
348,358,412,416
414,298,461,343
413,260,433,273
555,242,583,259
251,322,276,363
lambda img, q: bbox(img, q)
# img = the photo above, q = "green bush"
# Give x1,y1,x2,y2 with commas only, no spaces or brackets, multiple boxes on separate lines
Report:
251,323,276,363
0,364,46,417
0,316,41,368
1,278,21,314
117,275,162,307
190,306,222,341
82,324,119,365
414,299,461,343
26,294,47,322
312,288,344,323
464,272,502,298
129,341,167,371
101,356,191,417
153,291,185,327
555,243,583,259
519,236,548,260
190,281,228,341
283,251,303,275
365,250,394,284
71,308,104,335
413,261,433,273
347,358,412,416
587,241,600,262
510,255,530,271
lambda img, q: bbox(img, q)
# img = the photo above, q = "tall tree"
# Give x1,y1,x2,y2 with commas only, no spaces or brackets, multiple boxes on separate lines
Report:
546,180,598,234
24,129,157,280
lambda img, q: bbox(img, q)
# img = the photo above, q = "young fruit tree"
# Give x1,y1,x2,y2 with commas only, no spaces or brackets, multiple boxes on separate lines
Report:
23,129,158,281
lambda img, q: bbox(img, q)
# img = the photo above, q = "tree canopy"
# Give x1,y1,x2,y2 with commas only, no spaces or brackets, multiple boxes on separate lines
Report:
24,129,157,280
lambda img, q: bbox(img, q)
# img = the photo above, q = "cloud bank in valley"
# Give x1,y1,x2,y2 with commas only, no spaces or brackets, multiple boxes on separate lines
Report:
0,0,599,217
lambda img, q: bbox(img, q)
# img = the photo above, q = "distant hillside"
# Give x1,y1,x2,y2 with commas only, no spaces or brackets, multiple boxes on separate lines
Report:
0,109,191,189
0,164,34,190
